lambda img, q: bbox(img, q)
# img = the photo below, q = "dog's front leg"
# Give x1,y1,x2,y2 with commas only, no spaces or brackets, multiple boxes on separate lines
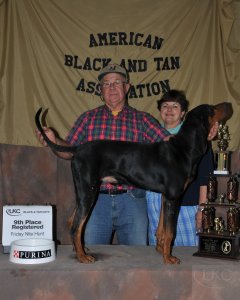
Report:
156,196,165,254
161,198,180,264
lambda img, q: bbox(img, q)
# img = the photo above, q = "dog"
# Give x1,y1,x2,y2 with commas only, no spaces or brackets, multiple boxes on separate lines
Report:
35,102,233,264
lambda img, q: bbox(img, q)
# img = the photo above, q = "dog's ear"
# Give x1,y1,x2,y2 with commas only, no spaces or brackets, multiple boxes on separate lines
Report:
213,102,233,124
208,102,233,130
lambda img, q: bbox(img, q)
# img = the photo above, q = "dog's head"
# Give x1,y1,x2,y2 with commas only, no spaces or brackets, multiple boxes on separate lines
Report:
212,102,233,125
184,102,233,134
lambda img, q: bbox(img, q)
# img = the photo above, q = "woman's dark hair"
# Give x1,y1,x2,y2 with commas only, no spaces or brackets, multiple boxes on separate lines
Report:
157,89,189,112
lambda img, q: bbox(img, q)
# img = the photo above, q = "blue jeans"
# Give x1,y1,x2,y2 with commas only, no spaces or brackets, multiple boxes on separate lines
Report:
84,189,148,245
146,191,198,246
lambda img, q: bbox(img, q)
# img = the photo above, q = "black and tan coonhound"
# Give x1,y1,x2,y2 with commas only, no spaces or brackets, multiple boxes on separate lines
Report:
35,102,233,264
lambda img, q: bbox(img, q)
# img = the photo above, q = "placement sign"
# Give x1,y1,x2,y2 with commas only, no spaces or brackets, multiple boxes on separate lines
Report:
2,205,53,253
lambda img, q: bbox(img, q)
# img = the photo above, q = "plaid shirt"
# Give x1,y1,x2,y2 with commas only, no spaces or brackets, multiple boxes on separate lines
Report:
66,105,169,190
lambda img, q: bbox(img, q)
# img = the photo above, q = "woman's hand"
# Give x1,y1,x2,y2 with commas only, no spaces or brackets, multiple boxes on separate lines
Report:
195,210,202,233
208,122,219,141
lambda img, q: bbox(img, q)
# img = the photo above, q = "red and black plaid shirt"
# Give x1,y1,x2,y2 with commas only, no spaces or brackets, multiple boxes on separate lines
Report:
66,105,169,190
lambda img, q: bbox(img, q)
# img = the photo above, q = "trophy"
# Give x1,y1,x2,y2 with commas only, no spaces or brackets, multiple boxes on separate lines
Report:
214,123,231,175
201,206,216,233
227,207,239,235
227,175,239,203
207,173,218,202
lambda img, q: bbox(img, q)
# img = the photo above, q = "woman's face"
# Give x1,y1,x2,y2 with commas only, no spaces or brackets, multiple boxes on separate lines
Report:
160,101,186,129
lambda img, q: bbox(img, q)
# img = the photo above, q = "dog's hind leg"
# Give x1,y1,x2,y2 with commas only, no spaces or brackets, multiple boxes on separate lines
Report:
68,208,76,230
70,160,99,263
71,190,99,263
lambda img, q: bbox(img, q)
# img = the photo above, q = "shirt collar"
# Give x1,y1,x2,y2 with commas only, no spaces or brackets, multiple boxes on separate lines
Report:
162,122,183,134
103,104,129,116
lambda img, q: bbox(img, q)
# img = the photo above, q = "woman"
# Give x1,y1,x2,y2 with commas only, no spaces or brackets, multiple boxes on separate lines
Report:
147,89,214,246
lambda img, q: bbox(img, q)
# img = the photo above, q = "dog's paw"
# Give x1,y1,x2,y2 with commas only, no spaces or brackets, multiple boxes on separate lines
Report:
156,239,164,254
77,254,96,263
156,244,163,254
163,255,181,264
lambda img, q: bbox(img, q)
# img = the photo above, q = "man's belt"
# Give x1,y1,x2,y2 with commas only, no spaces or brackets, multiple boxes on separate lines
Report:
99,189,128,195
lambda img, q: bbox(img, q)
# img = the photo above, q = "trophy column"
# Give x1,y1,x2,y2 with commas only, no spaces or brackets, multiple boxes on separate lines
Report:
214,124,231,175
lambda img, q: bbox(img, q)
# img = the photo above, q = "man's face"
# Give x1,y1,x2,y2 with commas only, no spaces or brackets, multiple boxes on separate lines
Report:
100,73,130,110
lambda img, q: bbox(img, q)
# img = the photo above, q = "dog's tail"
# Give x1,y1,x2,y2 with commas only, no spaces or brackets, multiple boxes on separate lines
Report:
35,108,78,153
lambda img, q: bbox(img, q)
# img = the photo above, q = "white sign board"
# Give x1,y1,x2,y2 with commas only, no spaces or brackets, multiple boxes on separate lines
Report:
2,205,53,253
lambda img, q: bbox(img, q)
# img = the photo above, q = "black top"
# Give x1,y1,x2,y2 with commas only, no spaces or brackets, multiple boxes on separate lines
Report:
181,148,214,206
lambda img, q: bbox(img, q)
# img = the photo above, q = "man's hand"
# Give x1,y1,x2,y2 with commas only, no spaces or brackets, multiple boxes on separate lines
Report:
35,127,73,160
35,127,56,147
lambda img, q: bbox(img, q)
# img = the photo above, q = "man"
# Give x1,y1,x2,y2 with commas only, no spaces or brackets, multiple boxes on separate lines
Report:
36,63,218,245
36,63,169,245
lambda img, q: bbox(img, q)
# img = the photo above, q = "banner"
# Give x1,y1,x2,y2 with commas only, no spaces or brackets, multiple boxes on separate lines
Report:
0,0,239,149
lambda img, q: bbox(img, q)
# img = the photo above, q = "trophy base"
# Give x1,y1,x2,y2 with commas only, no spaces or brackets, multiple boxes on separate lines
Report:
193,231,240,260
213,170,229,175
